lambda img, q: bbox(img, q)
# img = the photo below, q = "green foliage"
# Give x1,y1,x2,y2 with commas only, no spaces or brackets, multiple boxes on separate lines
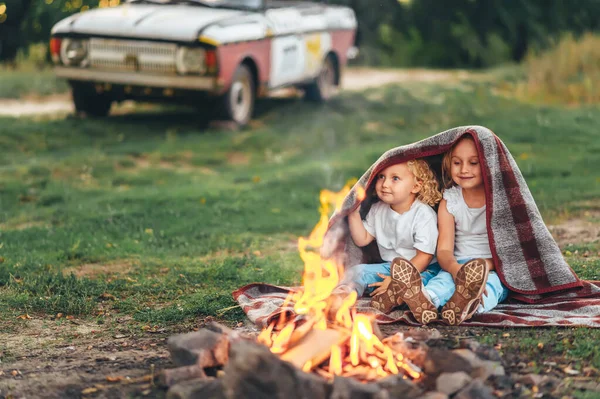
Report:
334,0,600,68
20,0,98,48
3,0,600,68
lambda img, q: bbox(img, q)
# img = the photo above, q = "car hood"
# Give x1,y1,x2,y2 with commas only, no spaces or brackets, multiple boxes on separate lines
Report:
52,4,249,42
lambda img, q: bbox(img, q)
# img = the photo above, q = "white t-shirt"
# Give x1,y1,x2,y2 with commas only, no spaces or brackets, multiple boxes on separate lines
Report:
443,186,492,259
362,200,438,262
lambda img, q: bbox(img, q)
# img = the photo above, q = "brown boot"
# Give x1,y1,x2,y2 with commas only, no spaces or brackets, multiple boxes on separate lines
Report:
370,292,404,314
441,259,489,326
385,258,438,324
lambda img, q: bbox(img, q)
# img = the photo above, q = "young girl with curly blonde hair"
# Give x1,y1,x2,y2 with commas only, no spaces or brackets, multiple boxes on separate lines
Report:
335,159,443,316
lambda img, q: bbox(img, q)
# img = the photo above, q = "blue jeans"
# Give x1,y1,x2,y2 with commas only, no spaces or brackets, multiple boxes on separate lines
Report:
424,259,509,313
337,262,442,297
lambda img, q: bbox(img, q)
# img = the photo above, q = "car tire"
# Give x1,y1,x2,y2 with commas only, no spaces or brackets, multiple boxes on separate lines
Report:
305,55,338,102
72,84,112,117
222,64,255,127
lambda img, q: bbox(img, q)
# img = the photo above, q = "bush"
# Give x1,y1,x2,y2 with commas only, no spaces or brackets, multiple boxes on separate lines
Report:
523,33,600,104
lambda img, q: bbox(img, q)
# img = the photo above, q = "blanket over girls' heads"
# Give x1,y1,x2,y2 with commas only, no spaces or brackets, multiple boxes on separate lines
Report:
321,125,599,301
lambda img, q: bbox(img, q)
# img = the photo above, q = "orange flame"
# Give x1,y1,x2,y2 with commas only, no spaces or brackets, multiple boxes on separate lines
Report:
258,180,421,382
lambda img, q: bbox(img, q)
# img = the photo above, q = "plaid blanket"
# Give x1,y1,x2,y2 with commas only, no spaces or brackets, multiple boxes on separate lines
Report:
233,283,600,328
234,126,600,326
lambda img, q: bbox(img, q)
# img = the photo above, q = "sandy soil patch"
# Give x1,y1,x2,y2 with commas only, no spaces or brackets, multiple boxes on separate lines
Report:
62,261,135,279
548,210,600,248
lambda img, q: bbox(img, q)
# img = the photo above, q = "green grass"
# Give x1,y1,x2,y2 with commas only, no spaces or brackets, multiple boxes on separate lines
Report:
0,79,599,377
0,67,69,99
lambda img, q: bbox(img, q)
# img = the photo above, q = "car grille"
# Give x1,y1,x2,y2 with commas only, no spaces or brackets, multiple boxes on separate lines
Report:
89,38,177,73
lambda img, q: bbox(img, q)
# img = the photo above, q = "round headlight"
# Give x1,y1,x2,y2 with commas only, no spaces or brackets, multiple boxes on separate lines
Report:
60,38,89,67
176,47,206,74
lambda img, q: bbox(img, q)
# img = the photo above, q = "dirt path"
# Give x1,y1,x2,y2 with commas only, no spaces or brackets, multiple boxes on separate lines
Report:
0,68,474,117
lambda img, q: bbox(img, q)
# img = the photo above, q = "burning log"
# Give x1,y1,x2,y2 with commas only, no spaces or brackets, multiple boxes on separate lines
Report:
280,328,349,371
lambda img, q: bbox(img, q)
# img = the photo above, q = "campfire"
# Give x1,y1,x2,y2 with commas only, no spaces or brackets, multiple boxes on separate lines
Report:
158,184,505,399
255,182,421,382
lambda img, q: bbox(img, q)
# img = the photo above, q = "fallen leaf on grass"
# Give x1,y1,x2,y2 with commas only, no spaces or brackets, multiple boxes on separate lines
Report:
106,376,123,383
563,365,581,375
99,293,117,301
16,314,32,320
81,387,98,395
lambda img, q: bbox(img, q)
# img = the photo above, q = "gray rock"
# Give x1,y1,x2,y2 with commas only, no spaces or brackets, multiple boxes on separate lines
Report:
452,349,504,380
166,378,225,399
436,371,472,395
453,380,495,399
330,376,386,399
222,339,329,399
167,330,229,367
422,348,473,378
295,369,332,399
376,374,423,397
458,339,502,362
477,360,505,379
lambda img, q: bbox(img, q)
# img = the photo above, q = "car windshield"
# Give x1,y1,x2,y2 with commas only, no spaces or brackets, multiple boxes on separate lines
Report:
126,0,263,10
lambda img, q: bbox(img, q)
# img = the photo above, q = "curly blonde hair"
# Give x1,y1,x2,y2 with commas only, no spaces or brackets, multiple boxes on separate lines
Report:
406,159,442,206
441,135,475,189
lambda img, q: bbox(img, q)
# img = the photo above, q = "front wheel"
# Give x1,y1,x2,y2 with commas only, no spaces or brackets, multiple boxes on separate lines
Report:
304,55,338,102
222,64,255,127
72,84,112,117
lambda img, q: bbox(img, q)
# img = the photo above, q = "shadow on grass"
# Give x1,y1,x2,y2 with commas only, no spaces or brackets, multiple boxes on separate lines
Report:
100,96,319,130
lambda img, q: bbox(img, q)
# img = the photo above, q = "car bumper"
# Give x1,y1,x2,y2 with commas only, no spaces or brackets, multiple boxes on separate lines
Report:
55,67,218,91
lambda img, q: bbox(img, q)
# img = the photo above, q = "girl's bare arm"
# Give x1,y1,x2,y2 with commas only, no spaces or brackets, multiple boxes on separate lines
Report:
348,208,375,247
410,249,434,273
437,199,462,278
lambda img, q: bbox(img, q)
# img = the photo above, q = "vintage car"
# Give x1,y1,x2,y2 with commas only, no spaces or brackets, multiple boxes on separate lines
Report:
49,0,358,126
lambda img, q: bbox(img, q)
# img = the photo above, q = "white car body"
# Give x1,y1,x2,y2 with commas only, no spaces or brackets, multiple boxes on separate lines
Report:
50,0,357,124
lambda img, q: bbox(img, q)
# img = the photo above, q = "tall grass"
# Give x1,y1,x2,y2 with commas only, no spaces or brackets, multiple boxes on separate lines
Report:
523,33,600,104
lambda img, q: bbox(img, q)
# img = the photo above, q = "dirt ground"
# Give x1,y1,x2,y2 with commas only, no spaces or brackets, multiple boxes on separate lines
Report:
0,317,173,399
0,68,476,117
